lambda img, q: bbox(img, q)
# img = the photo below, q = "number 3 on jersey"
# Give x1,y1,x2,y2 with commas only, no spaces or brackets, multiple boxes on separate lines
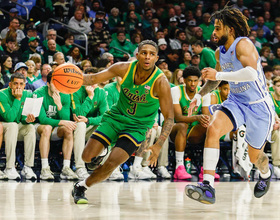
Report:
127,101,137,115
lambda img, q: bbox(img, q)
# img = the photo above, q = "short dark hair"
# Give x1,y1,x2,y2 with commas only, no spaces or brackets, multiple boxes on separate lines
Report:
192,40,204,47
11,72,25,82
263,65,273,73
138,40,158,53
218,81,229,87
117,30,126,36
47,71,54,83
183,66,201,78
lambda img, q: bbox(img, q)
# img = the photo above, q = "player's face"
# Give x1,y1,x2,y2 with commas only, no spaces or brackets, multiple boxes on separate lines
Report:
184,76,199,92
213,19,229,46
274,82,280,96
219,84,230,100
137,44,159,71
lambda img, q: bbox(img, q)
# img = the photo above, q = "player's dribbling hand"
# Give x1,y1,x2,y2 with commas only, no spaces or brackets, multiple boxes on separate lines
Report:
201,67,217,81
146,143,161,167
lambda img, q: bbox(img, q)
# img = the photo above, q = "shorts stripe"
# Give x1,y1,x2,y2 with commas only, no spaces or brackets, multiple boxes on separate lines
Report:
92,131,111,145
119,133,142,147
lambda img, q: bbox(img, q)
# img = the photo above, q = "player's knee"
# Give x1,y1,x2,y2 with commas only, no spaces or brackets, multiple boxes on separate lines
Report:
178,123,188,133
207,123,221,139
41,125,52,137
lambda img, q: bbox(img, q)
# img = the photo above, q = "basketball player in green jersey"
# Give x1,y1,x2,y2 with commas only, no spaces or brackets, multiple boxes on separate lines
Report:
270,76,280,178
72,40,174,204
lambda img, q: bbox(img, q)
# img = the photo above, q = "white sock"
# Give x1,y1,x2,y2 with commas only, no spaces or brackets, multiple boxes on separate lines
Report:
260,168,271,179
203,174,215,187
133,156,143,168
63,159,71,168
77,179,88,189
175,151,184,169
41,158,49,169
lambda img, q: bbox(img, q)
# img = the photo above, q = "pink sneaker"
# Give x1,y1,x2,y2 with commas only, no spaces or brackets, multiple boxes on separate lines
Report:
199,167,220,180
173,165,192,179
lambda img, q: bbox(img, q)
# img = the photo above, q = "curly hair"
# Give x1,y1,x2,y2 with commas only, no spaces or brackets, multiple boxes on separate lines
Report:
210,4,250,37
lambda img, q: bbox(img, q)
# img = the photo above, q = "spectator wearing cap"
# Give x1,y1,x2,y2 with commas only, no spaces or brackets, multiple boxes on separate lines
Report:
191,40,215,70
109,30,134,62
1,18,25,43
88,18,111,52
168,17,178,31
43,29,62,52
88,0,108,20
22,37,44,63
198,13,214,41
111,21,130,41
14,62,36,91
142,18,161,42
21,25,43,52
68,9,92,41
158,38,168,60
3,37,22,67
108,7,122,32
16,0,36,18
185,20,197,42
142,8,153,29
92,11,110,32
1,8,19,30
29,0,53,23
156,58,168,72
190,54,200,68
142,0,156,14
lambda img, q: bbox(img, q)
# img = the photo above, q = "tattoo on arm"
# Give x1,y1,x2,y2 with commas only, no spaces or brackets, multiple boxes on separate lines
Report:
156,118,174,147
135,129,152,157
198,80,221,97
83,74,96,85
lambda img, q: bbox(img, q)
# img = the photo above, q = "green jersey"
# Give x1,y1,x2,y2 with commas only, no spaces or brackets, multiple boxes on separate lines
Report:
0,87,32,123
34,86,71,127
270,92,280,117
104,81,120,109
71,86,108,126
112,60,164,129
212,89,223,104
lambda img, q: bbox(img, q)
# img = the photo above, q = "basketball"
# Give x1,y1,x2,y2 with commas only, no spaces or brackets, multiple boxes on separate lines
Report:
52,63,83,94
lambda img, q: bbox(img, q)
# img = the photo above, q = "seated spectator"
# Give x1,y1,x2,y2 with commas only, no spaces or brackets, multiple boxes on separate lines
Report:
1,8,19,30
21,25,43,52
100,52,114,66
66,46,83,65
109,30,134,62
249,32,261,53
165,49,180,72
53,52,66,66
81,60,92,72
108,7,121,32
263,65,274,89
199,13,214,41
142,8,153,30
2,36,22,67
0,72,37,180
156,59,169,72
34,71,78,180
158,38,168,60
171,68,184,86
131,33,143,52
29,0,53,23
14,62,36,92
111,21,130,41
256,28,268,45
71,69,109,179
125,10,141,37
61,33,75,57
96,59,111,69
142,18,160,42
0,55,12,88
1,18,25,43
179,50,192,70
88,0,107,20
22,37,44,63
264,11,275,31
123,2,142,22
25,60,37,84
50,61,59,70
191,54,200,68
252,16,271,39
68,9,92,41
43,29,62,52
32,64,52,90
170,66,210,180
44,40,60,64
29,53,43,79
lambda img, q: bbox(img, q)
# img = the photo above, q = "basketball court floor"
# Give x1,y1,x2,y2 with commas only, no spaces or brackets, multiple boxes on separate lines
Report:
0,177,279,220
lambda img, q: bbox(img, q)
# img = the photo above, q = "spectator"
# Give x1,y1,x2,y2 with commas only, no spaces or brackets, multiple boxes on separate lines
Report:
1,18,25,43
44,40,60,64
0,72,36,180
14,62,36,92
273,65,280,76
34,71,78,180
25,60,37,84
142,8,153,29
21,25,43,52
43,29,62,52
249,0,264,18
131,33,143,52
249,32,261,52
185,20,197,42
165,49,180,72
123,2,141,23
66,46,83,65
242,9,255,28
191,40,216,70
22,37,44,63
53,52,66,66
125,10,141,37
158,38,168,60
61,33,75,57
100,52,114,65
233,0,247,12
174,5,186,29
272,47,280,66
199,13,214,41
108,7,121,32
80,60,92,72
111,21,130,41
29,53,43,79
3,37,22,67
109,30,134,62
50,61,59,70
264,11,275,31
142,18,160,42
32,64,52,90
68,9,92,41
256,28,268,45
263,65,274,89
171,68,184,86
0,55,12,88
29,0,53,23
260,46,273,65
88,0,105,20
1,8,19,30
179,50,192,70
252,16,271,38
272,25,280,45
191,54,200,68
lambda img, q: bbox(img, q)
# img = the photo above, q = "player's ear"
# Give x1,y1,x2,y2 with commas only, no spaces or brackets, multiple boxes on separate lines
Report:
135,52,139,60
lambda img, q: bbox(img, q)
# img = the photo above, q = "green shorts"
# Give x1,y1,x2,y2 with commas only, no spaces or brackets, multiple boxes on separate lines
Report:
92,110,149,147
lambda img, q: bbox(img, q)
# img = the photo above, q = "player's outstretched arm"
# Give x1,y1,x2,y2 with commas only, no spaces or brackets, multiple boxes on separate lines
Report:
82,62,130,85
147,75,174,167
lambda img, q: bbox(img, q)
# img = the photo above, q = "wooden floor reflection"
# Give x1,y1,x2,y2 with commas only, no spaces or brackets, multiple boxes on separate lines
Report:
0,180,280,220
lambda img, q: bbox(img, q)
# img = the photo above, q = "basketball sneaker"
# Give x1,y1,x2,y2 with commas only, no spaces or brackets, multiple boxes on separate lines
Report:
128,165,151,180
60,166,79,180
0,170,8,180
185,180,216,204
108,166,124,181
173,165,192,180
142,166,157,179
198,167,220,180
254,164,273,198
72,182,88,204
86,148,108,170
4,167,21,180
40,166,54,180
157,166,171,179
75,168,90,180
21,166,37,180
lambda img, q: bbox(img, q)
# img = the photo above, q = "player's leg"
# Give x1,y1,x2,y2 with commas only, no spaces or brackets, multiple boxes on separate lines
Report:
170,122,191,179
57,126,78,180
185,110,234,204
0,123,7,180
37,124,54,180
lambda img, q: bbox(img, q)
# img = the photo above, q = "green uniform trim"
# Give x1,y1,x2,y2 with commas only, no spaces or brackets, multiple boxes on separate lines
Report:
270,92,280,117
